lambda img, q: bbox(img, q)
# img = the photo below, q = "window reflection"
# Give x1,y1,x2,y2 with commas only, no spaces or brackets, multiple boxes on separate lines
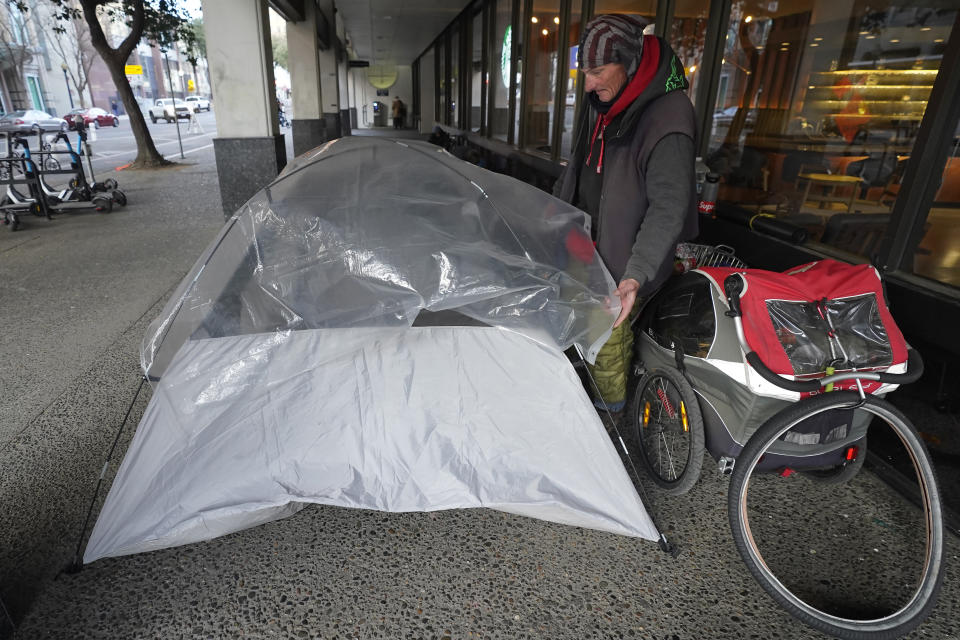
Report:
670,0,710,105
451,26,460,126
491,1,513,141
471,11,484,133
559,1,582,159
524,1,561,153
708,1,958,289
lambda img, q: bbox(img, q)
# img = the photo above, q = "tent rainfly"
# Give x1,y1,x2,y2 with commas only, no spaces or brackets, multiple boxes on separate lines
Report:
84,138,660,563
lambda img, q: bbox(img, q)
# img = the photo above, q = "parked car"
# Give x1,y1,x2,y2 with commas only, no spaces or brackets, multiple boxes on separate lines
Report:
148,99,191,123
185,96,211,112
0,109,68,133
64,107,119,130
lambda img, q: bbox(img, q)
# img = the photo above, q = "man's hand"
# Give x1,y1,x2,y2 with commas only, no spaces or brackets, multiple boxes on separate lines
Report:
613,278,640,328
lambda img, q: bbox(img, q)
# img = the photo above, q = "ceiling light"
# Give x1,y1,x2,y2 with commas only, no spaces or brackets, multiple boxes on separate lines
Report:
814,37,822,41
890,38,900,43
781,42,789,46
935,38,944,43
921,26,930,31
554,16,560,24
531,16,538,23
541,28,548,36
745,15,752,23
810,43,818,47
865,35,876,39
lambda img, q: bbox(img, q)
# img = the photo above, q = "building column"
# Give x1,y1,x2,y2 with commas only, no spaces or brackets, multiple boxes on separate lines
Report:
318,0,342,138
202,0,285,218
287,0,327,156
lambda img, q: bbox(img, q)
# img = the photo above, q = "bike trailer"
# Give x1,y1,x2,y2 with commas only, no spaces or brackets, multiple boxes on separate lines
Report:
635,259,909,467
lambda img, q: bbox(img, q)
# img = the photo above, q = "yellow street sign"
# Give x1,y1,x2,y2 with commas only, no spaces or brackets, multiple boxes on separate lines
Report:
124,64,143,75
188,79,195,91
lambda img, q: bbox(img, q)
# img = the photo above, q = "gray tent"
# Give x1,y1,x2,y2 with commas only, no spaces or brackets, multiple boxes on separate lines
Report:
84,138,659,563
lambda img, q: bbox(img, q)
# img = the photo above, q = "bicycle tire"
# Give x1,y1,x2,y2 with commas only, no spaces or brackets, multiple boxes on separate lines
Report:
630,367,705,495
728,392,944,639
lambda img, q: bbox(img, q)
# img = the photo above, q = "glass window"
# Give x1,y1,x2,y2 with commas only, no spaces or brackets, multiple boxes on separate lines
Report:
559,0,584,159
470,11,484,133
437,40,446,126
491,0,513,141
707,1,958,279
669,0,710,106
451,25,460,127
523,1,561,153
591,0,655,21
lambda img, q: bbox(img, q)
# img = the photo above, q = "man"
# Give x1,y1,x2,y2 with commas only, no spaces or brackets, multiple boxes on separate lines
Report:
553,14,698,412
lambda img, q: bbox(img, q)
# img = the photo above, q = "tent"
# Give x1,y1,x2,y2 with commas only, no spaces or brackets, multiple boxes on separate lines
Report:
84,138,659,563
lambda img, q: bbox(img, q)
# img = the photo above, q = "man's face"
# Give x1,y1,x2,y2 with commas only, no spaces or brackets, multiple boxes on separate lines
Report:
583,63,628,102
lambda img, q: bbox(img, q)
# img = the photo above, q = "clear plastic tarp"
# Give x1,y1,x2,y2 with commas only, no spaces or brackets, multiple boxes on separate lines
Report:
142,138,618,381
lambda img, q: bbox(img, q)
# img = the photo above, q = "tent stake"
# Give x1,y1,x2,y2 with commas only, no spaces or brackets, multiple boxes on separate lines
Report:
574,346,680,558
63,376,147,574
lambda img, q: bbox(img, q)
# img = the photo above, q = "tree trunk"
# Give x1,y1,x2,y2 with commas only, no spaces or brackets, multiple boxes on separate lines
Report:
80,0,170,168
102,53,170,167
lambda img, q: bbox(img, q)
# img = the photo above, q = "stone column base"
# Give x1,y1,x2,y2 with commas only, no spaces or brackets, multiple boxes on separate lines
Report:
213,135,287,218
291,118,330,156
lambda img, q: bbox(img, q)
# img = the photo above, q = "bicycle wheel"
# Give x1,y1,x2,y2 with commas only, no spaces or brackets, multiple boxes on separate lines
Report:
630,367,705,495
728,392,943,639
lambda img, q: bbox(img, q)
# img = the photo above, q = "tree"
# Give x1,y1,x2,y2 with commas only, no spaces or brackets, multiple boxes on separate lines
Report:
0,1,35,109
41,1,95,109
48,0,194,168
271,32,287,70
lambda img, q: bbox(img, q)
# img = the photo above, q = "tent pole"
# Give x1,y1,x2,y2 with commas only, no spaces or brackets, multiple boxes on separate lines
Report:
64,376,148,573
573,345,679,558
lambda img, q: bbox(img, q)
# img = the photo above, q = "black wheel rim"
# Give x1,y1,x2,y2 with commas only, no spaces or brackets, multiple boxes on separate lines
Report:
636,375,691,483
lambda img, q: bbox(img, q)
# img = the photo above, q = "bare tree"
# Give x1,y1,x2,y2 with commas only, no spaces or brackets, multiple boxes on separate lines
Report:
0,2,35,109
37,1,94,108
46,0,194,168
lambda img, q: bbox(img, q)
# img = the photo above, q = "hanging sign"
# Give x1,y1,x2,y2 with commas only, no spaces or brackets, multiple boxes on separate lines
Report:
124,64,143,75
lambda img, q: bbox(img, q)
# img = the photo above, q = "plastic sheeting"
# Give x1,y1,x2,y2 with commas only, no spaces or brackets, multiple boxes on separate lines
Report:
85,327,659,562
141,137,618,381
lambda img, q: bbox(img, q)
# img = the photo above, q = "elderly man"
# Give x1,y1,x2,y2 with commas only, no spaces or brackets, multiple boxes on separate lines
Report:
553,14,698,412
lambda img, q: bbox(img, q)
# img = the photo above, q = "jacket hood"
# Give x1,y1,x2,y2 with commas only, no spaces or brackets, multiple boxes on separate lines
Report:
593,37,689,139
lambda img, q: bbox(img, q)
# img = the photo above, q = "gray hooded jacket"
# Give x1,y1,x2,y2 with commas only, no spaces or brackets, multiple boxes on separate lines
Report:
553,38,698,295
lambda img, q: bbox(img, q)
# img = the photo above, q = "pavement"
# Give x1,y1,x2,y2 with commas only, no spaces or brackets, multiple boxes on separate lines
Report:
0,126,958,640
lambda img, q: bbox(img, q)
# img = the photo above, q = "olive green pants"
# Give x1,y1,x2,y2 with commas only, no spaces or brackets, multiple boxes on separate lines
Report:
587,299,642,408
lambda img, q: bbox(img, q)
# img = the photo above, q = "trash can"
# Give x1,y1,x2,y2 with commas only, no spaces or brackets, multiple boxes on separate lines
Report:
372,101,388,127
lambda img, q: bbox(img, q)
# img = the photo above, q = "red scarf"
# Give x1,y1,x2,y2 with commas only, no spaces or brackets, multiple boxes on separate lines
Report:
586,35,660,174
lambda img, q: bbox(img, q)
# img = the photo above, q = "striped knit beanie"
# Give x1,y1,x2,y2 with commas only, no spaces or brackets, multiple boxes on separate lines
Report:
578,14,647,78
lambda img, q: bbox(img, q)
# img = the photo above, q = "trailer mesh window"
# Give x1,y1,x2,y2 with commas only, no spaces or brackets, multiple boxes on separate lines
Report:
766,293,893,375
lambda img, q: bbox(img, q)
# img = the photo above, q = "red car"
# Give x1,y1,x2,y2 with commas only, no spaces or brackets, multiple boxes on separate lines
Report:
64,107,120,130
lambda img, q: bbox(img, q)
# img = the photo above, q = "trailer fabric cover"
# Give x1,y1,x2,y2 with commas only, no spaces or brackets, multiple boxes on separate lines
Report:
84,327,659,562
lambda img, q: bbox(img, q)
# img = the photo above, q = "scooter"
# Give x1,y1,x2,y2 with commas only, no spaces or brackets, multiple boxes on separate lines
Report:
31,129,126,207
0,151,51,231
70,118,121,195
4,133,113,215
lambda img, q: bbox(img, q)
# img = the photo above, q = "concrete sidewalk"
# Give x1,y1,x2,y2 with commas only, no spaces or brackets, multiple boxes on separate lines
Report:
1,140,958,640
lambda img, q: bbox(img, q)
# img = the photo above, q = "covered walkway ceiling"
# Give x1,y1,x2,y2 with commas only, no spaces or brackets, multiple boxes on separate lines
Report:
335,0,473,66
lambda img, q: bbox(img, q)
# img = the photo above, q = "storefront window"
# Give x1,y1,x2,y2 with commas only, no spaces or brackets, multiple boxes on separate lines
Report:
437,40,446,126
491,0,513,141
523,1,561,153
708,0,958,284
451,26,460,127
670,0,710,106
471,11,484,133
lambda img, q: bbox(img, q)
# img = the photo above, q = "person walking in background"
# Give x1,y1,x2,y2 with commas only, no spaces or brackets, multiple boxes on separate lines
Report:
392,96,404,129
552,14,698,414
111,100,119,116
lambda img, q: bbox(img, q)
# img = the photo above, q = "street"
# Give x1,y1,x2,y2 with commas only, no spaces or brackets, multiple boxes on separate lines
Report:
5,107,295,175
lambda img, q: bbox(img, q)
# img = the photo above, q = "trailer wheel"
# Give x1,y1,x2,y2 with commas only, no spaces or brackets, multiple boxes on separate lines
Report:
92,195,112,213
630,366,705,495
